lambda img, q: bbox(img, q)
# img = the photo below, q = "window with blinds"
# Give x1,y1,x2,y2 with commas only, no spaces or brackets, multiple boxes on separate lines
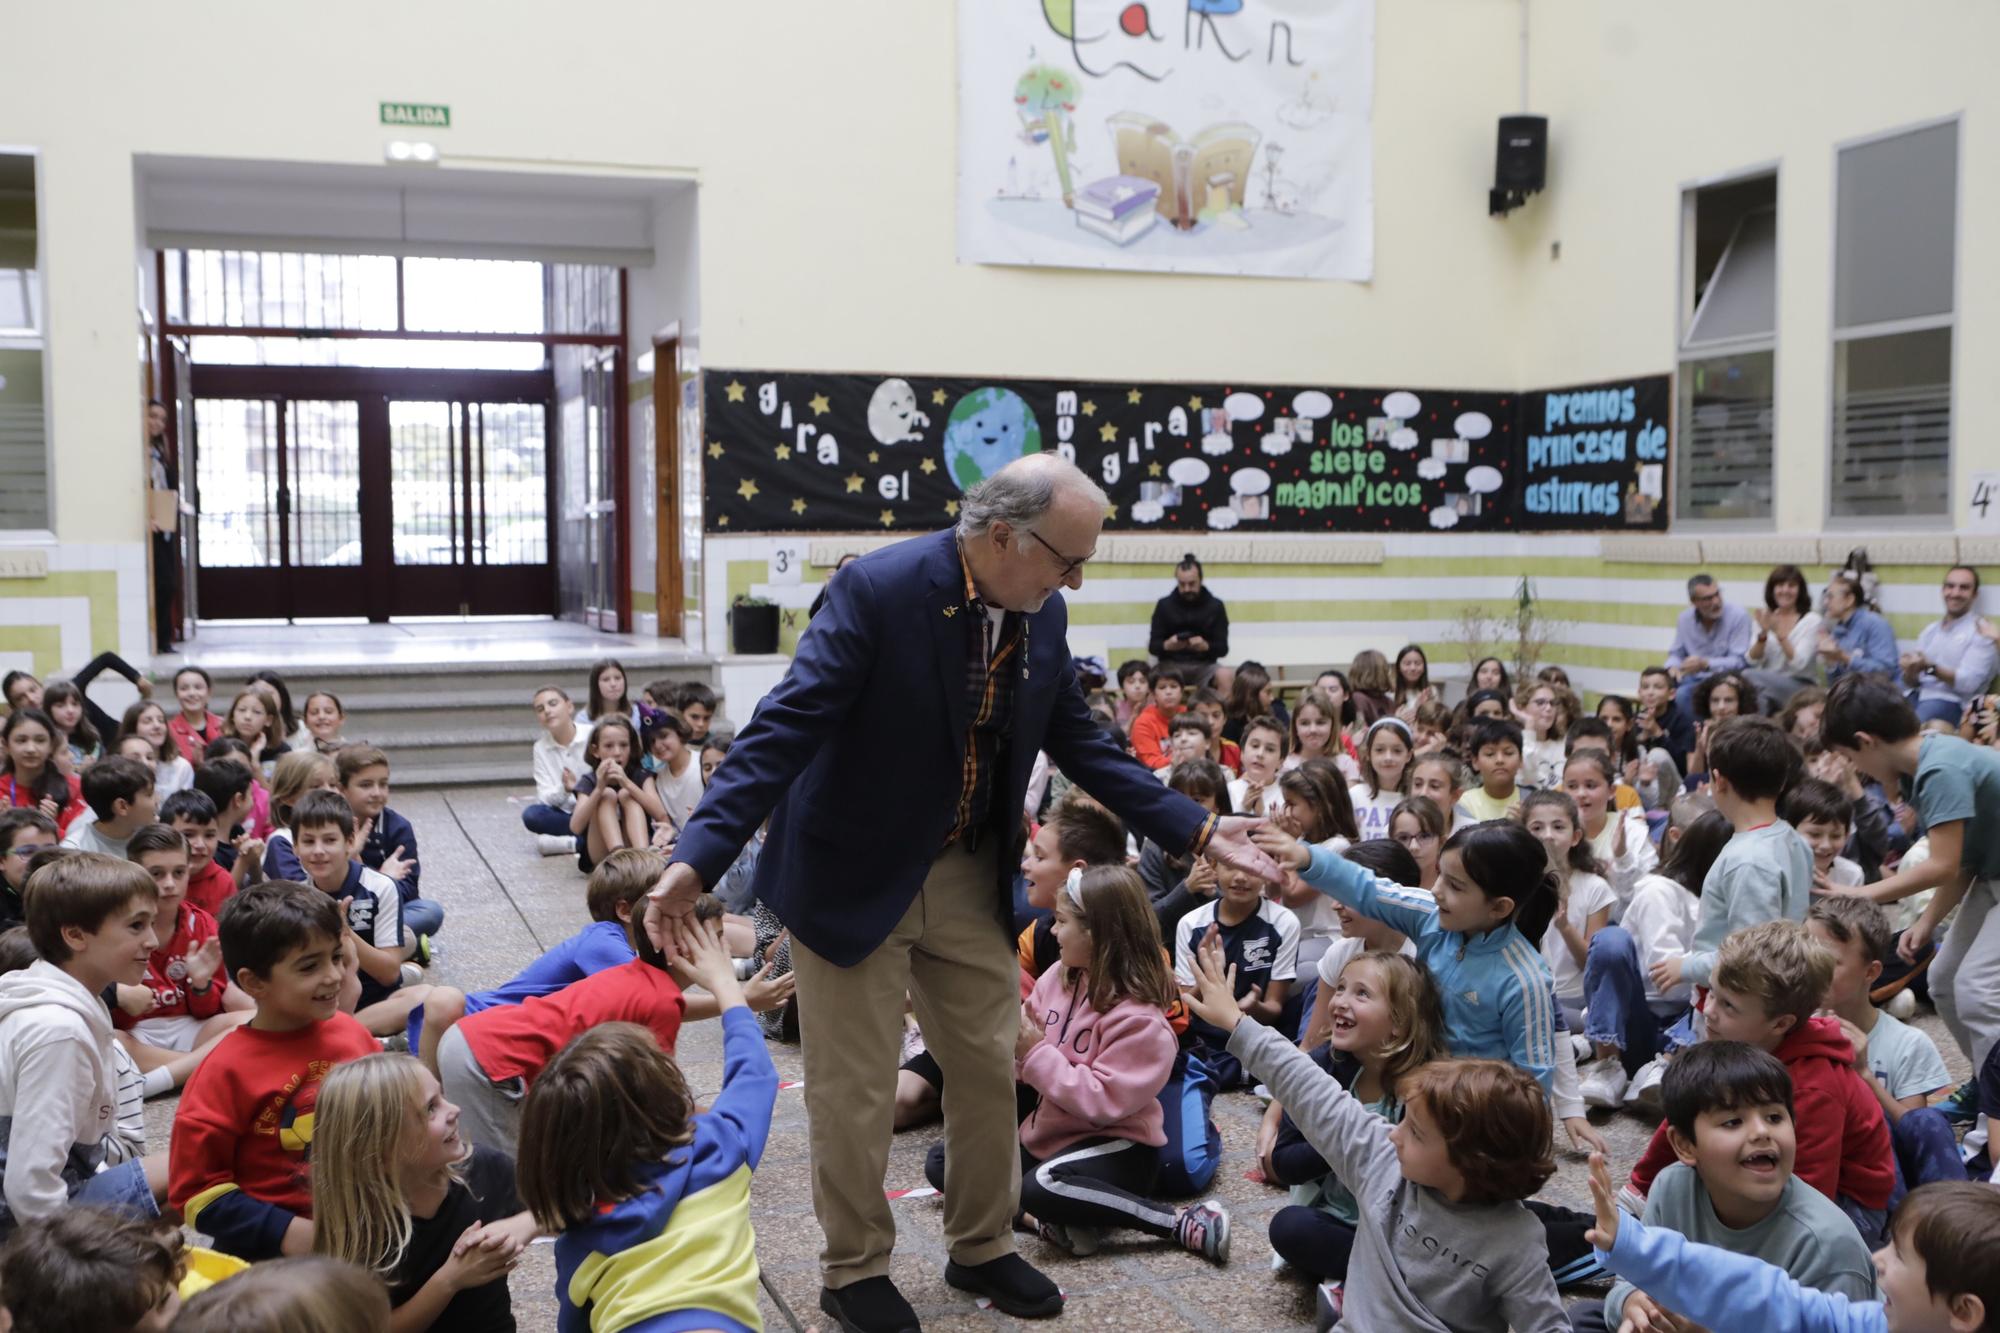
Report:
1830,120,1957,519
1677,175,1777,522
0,152,45,531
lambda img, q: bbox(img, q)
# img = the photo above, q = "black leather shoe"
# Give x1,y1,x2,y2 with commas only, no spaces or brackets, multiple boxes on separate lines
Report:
820,1277,921,1333
944,1252,1064,1318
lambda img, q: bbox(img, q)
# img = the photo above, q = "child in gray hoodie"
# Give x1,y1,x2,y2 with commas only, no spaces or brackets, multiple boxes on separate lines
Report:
0,853,161,1234
1182,932,1569,1332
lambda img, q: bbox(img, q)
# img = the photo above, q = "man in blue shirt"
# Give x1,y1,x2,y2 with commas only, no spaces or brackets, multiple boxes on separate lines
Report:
1818,573,1898,684
1665,574,1754,717
1901,564,1996,726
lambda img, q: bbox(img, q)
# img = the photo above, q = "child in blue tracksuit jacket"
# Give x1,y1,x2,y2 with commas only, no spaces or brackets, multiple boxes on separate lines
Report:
1255,821,1560,1092
516,918,777,1333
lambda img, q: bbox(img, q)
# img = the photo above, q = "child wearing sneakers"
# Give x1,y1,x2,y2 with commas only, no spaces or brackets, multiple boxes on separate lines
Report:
1576,1042,1877,1333
1651,716,1813,997
923,867,1230,1265
1185,931,1568,1333
1578,807,1732,1111
1626,920,1895,1244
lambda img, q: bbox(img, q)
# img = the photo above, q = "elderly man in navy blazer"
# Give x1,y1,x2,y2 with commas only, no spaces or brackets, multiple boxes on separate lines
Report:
649,454,1272,1332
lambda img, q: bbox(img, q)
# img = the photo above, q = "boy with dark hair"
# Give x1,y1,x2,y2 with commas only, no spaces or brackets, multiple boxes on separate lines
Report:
334,745,442,941
59,756,156,857
1163,712,1213,776
1653,716,1814,994
1786,776,1867,890
0,853,161,1232
1634,664,1696,777
1823,673,2000,1077
1113,658,1152,729
1174,860,1300,1089
1130,665,1187,770
288,790,412,1017
0,808,58,932
672,680,719,743
168,883,376,1259
0,1205,187,1332
1460,717,1526,821
1582,1042,1876,1332
161,789,235,917
1629,920,1895,1243
1586,1161,2000,1333
1186,686,1242,773
643,706,703,833
187,762,256,876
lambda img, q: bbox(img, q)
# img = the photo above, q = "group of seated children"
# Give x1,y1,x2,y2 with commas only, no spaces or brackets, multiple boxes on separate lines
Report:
0,824,790,1332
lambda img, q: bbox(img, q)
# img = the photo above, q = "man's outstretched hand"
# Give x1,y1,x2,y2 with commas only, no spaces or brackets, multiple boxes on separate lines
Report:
1207,816,1281,883
643,860,707,953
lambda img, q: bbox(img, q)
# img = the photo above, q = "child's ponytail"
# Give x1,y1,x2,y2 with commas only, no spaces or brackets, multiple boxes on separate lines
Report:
1443,821,1560,946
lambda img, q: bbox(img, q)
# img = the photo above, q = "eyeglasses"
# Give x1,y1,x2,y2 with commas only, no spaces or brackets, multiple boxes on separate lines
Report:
2,843,54,860
1026,529,1093,579
1395,831,1439,847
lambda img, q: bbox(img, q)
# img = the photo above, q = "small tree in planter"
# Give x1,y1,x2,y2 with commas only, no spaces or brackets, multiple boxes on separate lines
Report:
1448,577,1570,689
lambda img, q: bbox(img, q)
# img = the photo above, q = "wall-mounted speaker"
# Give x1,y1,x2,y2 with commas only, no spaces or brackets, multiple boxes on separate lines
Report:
1491,115,1548,217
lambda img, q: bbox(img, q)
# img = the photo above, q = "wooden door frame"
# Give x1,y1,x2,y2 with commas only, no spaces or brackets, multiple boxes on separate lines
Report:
651,324,684,640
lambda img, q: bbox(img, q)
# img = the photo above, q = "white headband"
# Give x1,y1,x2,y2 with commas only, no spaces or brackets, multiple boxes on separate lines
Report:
1064,866,1086,911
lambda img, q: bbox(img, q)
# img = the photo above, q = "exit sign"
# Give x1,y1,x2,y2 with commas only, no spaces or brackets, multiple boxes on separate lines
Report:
381,102,450,128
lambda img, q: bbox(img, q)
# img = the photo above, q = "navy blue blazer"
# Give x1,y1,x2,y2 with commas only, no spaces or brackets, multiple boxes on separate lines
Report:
673,528,1211,966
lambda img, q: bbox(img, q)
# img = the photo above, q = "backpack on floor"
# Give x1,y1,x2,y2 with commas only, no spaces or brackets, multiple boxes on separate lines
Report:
1154,1044,1222,1196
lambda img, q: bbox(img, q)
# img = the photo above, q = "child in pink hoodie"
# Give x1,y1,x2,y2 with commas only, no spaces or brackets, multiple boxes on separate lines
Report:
923,864,1230,1262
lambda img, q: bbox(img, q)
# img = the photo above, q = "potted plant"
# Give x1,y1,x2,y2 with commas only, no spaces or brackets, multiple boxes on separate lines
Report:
730,594,781,655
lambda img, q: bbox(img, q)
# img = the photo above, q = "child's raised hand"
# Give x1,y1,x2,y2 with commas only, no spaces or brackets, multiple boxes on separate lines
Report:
743,942,797,1014
1178,930,1242,1034
1186,858,1218,897
1583,1151,1620,1253
664,914,746,1009
184,936,223,990
380,845,413,882
1249,824,1309,871
442,1222,518,1291
351,818,372,859
36,796,59,821
1014,1001,1045,1062
1828,1013,1870,1072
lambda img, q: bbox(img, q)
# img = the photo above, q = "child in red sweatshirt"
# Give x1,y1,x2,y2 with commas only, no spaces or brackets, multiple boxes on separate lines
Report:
922,866,1229,1262
1129,667,1187,771
1624,920,1894,1243
169,883,378,1259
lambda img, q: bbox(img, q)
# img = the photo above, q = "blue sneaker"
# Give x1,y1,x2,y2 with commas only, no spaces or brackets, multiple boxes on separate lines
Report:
1941,1078,1980,1125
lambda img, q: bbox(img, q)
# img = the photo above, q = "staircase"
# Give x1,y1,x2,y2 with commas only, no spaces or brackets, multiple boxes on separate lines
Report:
284,652,717,789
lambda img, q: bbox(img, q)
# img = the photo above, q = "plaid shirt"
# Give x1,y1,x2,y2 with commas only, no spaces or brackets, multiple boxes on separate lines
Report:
946,544,1024,849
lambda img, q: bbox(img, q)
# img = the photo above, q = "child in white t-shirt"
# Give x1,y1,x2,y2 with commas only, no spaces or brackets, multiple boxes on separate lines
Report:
1521,790,1614,1030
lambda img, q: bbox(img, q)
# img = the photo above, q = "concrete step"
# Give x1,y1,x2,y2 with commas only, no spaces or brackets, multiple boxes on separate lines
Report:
392,758,536,790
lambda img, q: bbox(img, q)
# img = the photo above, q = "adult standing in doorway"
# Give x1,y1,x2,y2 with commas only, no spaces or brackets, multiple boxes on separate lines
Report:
147,398,179,654
1819,570,1899,684
646,456,1275,1333
1902,565,1996,726
1149,552,1228,681
1665,573,1753,717
1742,563,1823,712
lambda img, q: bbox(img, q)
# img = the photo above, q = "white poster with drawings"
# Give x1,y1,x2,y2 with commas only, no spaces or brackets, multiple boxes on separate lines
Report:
957,0,1375,281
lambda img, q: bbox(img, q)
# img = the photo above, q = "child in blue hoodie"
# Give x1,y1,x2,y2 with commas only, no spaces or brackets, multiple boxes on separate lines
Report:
1583,1150,2000,1333
1253,820,1561,1091
515,913,776,1333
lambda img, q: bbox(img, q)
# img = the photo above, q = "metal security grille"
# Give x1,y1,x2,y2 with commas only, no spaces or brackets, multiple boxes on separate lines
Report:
193,399,283,568
288,400,363,567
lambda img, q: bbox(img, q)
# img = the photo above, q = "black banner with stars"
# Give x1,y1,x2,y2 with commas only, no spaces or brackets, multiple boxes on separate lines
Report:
702,371,1666,534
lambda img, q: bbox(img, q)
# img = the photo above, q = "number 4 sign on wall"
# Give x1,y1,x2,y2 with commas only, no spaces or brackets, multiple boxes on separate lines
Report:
1970,473,2000,535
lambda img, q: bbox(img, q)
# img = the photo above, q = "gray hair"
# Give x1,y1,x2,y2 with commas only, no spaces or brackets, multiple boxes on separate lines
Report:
1687,574,1718,595
956,455,1108,539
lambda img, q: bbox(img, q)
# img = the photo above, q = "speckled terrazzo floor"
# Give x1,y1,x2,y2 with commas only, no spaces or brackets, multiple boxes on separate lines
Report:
145,787,1970,1331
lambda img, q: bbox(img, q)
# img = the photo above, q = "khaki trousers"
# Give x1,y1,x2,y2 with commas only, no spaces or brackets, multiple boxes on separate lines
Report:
792,840,1021,1288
